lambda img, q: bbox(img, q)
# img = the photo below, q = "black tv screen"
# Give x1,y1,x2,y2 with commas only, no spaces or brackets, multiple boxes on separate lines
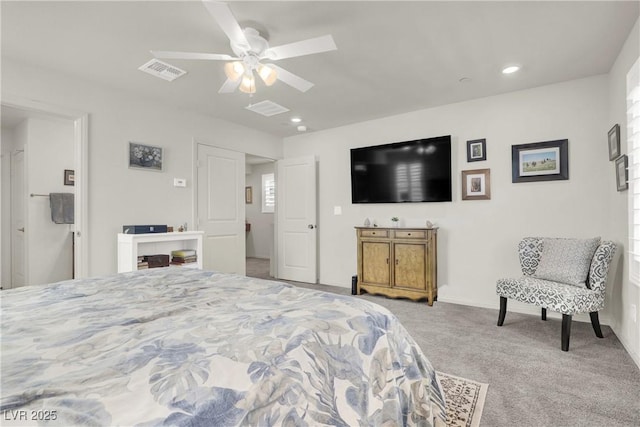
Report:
351,135,452,203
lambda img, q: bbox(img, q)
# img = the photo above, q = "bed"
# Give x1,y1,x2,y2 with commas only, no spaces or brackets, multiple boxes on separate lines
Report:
1,268,446,426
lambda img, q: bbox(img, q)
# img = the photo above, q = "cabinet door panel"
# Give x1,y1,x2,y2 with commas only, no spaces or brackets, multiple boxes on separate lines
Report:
394,243,426,290
362,242,391,286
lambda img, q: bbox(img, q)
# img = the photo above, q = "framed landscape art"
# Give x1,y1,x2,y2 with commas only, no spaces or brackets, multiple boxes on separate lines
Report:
511,139,568,183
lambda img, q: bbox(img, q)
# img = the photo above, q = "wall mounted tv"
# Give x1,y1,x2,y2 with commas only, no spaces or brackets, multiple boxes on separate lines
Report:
351,135,452,203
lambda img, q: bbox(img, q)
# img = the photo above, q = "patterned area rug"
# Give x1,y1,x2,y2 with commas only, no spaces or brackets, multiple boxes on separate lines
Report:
436,372,488,427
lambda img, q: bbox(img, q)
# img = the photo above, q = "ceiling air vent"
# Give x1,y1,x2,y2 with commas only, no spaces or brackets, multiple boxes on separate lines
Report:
245,100,290,117
138,59,186,82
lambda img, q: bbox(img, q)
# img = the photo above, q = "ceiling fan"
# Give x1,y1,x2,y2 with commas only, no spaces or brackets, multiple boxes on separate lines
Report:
151,0,337,94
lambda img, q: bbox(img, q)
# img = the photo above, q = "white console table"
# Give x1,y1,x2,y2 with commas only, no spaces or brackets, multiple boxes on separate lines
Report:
117,231,204,273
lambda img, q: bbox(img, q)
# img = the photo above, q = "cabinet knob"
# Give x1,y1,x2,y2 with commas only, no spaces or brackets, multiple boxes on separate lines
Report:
407,233,411,235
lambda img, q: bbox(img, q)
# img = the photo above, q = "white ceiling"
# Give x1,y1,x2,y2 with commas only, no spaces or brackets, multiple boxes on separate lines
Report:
2,1,638,138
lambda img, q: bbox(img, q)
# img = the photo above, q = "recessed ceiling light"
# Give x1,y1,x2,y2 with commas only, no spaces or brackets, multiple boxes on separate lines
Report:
502,65,520,74
297,125,307,132
290,117,302,123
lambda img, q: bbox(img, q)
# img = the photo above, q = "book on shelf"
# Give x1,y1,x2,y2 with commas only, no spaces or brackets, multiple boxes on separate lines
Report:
171,249,197,258
171,255,197,264
137,261,149,270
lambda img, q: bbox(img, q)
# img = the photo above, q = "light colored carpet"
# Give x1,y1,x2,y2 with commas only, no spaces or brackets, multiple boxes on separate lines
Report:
246,257,640,426
437,372,488,427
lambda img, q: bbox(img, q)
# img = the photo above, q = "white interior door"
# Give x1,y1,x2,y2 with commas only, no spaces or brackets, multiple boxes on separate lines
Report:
196,144,245,275
276,156,317,283
10,150,25,288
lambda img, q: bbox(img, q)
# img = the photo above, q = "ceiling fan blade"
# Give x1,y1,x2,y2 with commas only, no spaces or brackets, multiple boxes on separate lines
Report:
264,35,337,60
270,64,314,92
218,77,242,94
202,1,250,51
151,51,236,61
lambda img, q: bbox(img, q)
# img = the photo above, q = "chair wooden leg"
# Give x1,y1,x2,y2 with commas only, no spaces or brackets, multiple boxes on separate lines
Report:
561,314,572,351
590,311,604,338
541,308,547,321
497,297,507,326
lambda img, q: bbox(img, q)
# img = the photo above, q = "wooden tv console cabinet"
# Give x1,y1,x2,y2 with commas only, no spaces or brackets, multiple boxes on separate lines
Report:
355,226,437,305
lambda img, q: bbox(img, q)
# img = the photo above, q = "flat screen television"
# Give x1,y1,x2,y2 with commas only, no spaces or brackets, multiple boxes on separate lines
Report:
351,135,452,203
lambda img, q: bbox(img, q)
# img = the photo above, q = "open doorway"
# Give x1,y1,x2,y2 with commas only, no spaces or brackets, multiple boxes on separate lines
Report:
245,154,276,280
1,102,87,289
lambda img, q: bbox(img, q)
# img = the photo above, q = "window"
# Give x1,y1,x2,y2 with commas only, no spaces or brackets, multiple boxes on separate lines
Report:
627,57,640,285
262,173,275,213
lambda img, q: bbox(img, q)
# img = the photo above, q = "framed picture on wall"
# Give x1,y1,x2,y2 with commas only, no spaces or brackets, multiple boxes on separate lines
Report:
64,169,75,186
511,139,569,183
129,142,163,171
466,139,486,162
608,124,621,160
616,154,628,191
461,168,491,200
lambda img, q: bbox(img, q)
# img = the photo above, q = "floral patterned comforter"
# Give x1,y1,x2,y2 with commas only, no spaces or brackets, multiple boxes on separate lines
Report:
1,268,445,426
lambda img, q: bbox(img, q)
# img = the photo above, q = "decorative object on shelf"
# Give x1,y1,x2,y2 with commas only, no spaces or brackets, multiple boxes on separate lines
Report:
511,139,568,183
466,138,486,162
391,217,399,227
122,225,168,234
129,142,163,171
171,249,197,265
425,220,434,228
364,218,371,226
608,124,621,160
64,169,75,186
462,169,491,200
616,154,628,191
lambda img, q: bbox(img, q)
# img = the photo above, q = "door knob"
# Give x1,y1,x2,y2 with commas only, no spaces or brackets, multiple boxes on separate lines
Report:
308,224,316,229
17,227,24,232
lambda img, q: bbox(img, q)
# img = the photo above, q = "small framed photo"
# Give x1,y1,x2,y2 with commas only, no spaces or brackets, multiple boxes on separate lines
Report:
512,139,568,183
245,186,253,204
615,154,628,191
462,168,491,200
129,142,163,171
467,139,486,162
64,169,75,186
608,124,621,160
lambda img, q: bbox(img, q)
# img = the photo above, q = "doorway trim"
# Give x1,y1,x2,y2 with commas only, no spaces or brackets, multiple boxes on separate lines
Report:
192,139,280,277
2,94,89,279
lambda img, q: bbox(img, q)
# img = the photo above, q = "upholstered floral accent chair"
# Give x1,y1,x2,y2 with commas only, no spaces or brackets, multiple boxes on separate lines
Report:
496,237,616,351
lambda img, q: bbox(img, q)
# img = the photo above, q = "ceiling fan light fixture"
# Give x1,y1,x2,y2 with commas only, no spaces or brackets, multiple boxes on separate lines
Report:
258,64,278,86
239,73,256,94
224,61,245,81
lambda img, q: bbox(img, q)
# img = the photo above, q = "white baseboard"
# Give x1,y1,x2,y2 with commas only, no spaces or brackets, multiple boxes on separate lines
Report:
436,295,610,325
609,321,640,370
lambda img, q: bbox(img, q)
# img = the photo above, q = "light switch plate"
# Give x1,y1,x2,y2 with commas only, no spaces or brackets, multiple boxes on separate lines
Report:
334,206,342,215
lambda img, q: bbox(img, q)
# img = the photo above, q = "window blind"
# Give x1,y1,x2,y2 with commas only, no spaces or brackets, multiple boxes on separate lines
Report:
262,173,275,213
